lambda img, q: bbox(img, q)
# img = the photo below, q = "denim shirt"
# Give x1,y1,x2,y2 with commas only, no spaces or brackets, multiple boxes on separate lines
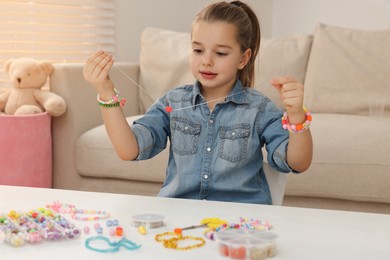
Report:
131,80,292,204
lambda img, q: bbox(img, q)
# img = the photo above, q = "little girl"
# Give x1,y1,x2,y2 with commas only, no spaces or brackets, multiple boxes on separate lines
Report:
83,1,313,204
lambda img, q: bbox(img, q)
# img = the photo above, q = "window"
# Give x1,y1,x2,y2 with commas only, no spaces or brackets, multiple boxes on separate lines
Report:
0,0,116,88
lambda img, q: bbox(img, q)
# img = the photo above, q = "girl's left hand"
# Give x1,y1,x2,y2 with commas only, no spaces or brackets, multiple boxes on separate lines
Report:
271,76,305,123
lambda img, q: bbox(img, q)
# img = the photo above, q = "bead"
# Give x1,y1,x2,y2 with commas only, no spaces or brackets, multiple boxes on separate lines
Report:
84,226,90,234
281,107,312,133
96,227,103,234
138,226,147,235
173,228,182,235
115,227,123,236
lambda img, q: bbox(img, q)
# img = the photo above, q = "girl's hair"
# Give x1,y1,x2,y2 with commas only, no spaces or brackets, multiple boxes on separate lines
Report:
192,1,261,87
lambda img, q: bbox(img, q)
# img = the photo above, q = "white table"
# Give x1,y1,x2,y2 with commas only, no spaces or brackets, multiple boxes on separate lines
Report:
1,185,389,260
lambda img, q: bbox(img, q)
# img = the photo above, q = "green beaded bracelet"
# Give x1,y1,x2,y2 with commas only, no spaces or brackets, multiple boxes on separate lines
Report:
98,102,120,108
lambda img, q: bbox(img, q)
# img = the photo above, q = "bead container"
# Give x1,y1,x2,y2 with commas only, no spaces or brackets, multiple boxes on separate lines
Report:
215,229,278,260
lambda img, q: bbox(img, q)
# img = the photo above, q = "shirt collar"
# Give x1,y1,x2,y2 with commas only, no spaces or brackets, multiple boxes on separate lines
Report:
192,80,249,108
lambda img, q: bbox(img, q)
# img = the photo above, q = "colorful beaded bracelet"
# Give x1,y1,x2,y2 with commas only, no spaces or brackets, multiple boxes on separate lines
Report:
281,107,312,133
71,209,110,221
97,88,126,108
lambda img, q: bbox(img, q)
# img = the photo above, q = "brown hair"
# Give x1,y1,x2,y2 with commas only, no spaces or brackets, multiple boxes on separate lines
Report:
192,1,260,87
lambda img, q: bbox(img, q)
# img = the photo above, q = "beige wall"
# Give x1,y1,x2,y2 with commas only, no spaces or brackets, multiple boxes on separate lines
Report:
115,0,273,62
115,0,390,62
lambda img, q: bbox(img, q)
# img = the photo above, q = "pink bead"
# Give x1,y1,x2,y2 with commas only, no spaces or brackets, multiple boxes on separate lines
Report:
84,226,90,234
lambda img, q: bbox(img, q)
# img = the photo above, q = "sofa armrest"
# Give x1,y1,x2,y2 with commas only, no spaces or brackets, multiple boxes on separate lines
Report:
50,62,140,190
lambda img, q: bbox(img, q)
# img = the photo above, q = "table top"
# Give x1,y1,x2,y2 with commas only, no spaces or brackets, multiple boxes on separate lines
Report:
1,185,389,260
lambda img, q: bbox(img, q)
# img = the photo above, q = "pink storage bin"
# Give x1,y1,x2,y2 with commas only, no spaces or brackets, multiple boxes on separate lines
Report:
0,112,52,188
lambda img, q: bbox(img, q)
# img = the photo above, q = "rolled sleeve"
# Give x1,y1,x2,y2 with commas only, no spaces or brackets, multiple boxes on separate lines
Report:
131,124,155,160
270,139,293,173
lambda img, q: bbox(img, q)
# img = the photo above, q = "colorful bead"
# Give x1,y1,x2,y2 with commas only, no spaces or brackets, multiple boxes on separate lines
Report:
281,107,312,133
138,226,147,235
97,88,126,108
115,227,123,236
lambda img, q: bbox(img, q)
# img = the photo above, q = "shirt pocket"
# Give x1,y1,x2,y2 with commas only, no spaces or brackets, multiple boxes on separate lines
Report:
219,125,251,162
171,118,201,155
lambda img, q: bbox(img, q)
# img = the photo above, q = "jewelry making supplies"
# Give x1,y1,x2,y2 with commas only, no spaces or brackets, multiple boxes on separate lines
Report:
85,235,141,253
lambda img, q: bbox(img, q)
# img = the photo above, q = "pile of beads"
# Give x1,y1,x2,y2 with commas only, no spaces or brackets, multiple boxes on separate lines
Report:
204,217,273,241
0,207,83,247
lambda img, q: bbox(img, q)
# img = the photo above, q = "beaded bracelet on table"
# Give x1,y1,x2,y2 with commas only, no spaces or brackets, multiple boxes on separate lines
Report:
97,88,126,108
204,217,273,241
155,231,205,250
282,107,312,133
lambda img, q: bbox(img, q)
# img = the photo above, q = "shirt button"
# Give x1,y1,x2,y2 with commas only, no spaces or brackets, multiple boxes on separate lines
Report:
232,132,236,136
206,147,211,152
203,174,208,179
209,119,214,124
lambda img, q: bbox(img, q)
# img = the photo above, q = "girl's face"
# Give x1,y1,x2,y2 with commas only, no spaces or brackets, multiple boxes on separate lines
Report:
190,21,250,94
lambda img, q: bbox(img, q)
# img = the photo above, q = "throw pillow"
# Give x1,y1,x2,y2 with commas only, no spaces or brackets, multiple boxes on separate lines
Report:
256,35,313,108
139,27,313,112
139,27,195,113
304,23,390,116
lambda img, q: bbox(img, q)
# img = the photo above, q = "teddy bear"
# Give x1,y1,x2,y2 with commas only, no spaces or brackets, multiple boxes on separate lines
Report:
0,58,66,116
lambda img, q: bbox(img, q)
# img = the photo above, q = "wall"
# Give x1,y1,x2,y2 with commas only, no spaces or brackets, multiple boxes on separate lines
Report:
115,0,390,62
115,0,273,62
272,0,390,37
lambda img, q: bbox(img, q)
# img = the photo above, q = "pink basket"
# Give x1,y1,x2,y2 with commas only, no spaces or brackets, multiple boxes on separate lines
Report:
0,112,52,188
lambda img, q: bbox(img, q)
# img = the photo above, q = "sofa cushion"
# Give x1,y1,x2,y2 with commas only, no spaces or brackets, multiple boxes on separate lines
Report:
285,113,390,204
76,115,167,183
256,35,312,109
304,23,390,116
139,27,313,111
139,27,195,114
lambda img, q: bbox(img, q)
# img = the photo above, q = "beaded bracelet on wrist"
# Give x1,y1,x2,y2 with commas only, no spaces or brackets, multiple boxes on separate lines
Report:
281,107,312,133
97,88,126,108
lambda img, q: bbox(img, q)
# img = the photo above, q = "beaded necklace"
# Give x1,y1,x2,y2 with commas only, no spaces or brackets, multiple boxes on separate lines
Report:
85,236,141,253
155,231,206,250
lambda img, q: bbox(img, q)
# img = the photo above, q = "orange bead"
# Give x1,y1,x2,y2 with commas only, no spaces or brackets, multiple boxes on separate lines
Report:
173,228,182,235
115,227,123,236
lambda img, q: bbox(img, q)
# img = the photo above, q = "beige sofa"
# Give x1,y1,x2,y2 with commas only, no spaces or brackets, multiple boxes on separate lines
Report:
51,24,390,214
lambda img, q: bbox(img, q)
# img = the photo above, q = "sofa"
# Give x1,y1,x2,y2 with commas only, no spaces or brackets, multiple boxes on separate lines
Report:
50,24,390,214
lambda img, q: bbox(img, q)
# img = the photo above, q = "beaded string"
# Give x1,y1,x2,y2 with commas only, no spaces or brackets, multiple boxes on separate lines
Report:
71,209,110,221
46,201,111,221
114,65,250,113
204,217,273,241
155,231,205,250
85,235,141,253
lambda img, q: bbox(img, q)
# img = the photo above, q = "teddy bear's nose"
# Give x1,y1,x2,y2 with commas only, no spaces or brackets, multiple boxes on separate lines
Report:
17,77,21,83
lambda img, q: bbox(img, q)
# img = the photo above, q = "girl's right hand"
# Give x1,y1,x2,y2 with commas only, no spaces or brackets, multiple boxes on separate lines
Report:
83,51,115,98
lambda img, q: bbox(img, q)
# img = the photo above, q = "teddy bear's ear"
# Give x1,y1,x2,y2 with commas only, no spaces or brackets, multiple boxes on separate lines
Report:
4,59,14,74
39,61,54,76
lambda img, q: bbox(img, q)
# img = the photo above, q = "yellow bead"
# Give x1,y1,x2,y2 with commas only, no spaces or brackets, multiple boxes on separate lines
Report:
138,225,147,235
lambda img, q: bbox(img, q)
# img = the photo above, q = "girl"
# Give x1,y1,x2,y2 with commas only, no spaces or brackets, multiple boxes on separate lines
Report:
83,1,313,204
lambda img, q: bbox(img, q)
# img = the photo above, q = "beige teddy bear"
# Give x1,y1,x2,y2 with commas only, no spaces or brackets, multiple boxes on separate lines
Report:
0,58,66,116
